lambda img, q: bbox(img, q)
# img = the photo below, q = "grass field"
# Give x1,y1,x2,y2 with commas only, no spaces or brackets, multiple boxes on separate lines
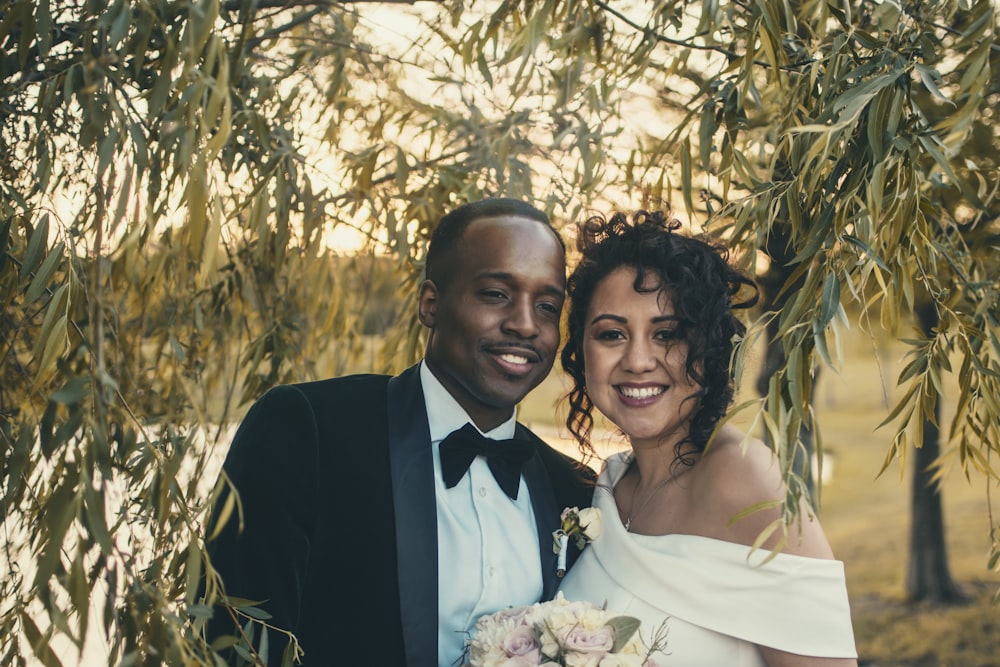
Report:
520,329,1000,667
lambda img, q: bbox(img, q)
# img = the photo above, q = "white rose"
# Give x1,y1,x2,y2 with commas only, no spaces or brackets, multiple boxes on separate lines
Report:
577,507,603,541
598,655,645,667
564,652,604,667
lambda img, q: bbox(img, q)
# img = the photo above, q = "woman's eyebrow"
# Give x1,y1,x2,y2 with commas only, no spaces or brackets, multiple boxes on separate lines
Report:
589,313,626,326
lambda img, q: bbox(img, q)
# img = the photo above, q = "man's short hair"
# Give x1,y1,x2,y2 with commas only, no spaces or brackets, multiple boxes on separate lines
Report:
425,198,564,285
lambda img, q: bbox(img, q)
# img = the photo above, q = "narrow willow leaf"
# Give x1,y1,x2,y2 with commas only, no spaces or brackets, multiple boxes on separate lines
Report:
208,491,236,542
0,427,31,508
0,217,11,274
50,376,89,405
841,234,889,271
69,550,90,649
35,494,76,589
727,499,782,525
281,641,298,667
833,72,900,123
898,354,928,384
747,517,785,566
25,241,63,304
867,161,884,223
97,132,117,177
31,281,68,355
699,103,715,171
237,605,273,621
223,596,268,609
83,483,114,554
21,213,49,281
113,165,134,231
966,446,996,477
916,135,962,191
819,272,840,329
109,1,130,46
20,610,64,667
34,313,69,384
188,161,208,260
232,643,254,662
914,64,952,105
34,0,53,55
877,382,917,429
185,540,203,606
209,635,239,652
988,547,1000,572
680,137,693,215
258,626,269,664
757,25,780,75
200,191,223,280
205,62,232,157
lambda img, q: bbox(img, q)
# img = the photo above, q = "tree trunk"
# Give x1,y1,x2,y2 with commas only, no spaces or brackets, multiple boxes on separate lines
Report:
906,301,966,603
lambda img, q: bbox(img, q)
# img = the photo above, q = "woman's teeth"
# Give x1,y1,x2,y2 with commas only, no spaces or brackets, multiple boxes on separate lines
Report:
619,386,665,399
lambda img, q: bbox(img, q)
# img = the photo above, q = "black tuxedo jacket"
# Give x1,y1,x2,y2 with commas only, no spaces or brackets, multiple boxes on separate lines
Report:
206,364,595,666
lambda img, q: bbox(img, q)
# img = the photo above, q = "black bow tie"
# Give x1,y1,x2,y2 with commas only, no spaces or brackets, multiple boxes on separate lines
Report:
439,423,536,500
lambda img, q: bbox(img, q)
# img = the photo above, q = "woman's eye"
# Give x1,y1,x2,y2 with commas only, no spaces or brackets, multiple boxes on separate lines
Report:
596,329,625,341
656,329,682,342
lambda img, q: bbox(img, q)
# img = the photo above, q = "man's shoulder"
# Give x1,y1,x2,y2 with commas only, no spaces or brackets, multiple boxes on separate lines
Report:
241,374,393,427
270,372,393,401
295,372,391,392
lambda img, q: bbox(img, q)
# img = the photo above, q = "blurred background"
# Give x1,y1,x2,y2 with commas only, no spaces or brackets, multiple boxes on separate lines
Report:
2,1,998,665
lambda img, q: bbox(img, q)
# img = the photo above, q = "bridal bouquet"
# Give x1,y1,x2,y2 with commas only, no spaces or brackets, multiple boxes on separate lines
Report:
464,593,663,667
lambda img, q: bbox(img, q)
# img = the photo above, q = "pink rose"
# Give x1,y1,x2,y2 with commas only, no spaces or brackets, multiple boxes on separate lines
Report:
499,653,541,666
494,606,533,625
564,625,614,653
503,625,539,658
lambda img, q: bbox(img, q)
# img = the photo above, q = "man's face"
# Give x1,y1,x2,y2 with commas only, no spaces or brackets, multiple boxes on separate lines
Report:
419,215,566,431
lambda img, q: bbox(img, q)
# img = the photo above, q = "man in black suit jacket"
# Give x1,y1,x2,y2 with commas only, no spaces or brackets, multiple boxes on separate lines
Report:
205,199,595,667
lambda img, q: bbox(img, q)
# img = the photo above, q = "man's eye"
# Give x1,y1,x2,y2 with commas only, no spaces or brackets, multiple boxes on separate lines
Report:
538,302,560,314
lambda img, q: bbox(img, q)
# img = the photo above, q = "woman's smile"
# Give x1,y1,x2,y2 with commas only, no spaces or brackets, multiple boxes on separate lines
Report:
615,382,667,403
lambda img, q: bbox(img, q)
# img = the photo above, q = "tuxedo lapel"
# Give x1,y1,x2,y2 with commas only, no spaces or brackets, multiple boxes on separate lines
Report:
518,428,561,601
387,365,438,667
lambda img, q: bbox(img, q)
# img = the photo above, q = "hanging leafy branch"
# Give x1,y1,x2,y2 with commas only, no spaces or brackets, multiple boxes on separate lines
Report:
2,0,999,664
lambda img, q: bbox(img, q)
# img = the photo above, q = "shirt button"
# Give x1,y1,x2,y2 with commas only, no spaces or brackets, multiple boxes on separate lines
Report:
488,566,496,577
479,486,488,497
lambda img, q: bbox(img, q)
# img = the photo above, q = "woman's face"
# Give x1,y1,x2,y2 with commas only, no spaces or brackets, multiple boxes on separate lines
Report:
582,266,702,451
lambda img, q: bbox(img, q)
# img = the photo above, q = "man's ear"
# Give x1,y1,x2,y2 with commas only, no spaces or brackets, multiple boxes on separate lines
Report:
417,279,439,327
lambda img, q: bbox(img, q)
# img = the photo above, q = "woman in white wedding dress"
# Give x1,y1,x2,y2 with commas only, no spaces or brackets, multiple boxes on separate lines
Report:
557,210,858,667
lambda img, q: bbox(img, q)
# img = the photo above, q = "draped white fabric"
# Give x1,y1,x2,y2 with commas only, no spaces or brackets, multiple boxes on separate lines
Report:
559,453,857,665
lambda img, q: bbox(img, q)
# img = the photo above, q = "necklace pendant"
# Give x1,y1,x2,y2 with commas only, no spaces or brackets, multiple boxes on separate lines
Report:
624,517,631,531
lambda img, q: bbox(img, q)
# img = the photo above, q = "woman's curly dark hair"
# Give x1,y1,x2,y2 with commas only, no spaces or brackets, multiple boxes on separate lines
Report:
561,209,759,461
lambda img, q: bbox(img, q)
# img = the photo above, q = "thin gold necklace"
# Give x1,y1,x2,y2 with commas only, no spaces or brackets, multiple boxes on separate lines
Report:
623,464,687,531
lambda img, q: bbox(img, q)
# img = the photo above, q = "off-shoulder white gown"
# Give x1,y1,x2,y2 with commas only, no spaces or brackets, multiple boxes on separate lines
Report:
558,453,857,665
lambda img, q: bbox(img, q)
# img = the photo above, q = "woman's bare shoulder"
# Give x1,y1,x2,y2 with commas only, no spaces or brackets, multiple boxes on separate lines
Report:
699,425,783,499
696,425,834,558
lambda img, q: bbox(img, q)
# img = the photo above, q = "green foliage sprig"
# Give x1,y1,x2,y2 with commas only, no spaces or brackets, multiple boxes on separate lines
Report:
2,0,999,664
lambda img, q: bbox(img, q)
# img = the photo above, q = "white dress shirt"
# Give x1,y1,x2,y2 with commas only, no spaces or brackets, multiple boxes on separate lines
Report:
420,362,543,667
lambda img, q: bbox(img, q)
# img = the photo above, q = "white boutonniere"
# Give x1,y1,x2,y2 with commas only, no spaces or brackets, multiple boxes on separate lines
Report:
552,506,602,577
